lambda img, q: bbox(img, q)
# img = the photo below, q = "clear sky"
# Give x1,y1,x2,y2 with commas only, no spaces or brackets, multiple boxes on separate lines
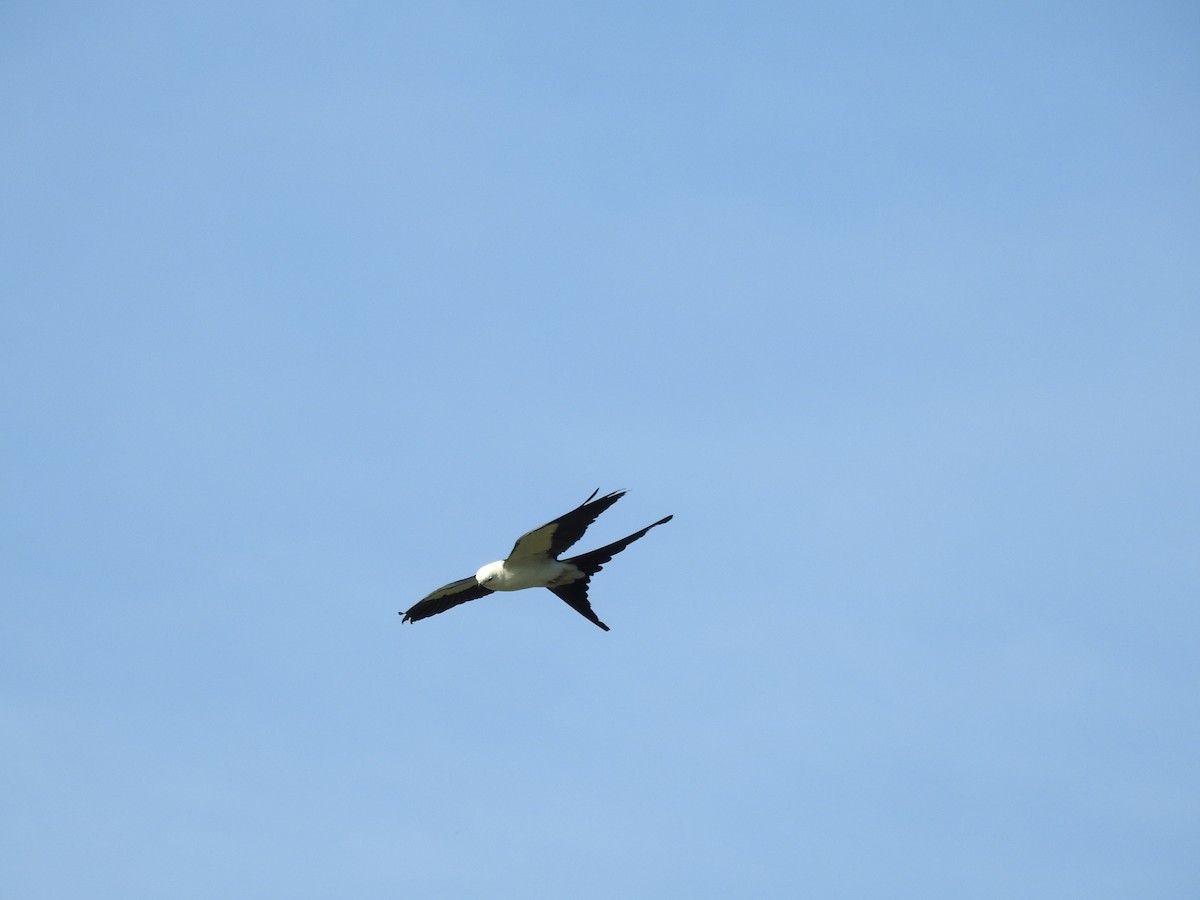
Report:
2,2,1197,897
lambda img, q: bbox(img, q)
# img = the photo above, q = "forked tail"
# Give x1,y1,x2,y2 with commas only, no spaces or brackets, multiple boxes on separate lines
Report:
550,513,673,631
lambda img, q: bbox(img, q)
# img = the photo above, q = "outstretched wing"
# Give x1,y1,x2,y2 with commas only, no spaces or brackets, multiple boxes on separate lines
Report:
401,576,493,624
506,489,625,563
563,515,674,576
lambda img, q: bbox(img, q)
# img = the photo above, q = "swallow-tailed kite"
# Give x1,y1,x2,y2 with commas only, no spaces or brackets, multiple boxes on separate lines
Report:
400,490,672,631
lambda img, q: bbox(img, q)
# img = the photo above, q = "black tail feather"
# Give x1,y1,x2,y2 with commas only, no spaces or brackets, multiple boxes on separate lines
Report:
548,582,610,631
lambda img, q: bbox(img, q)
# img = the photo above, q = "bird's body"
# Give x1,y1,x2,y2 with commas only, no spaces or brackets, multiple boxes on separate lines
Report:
401,489,672,631
475,558,579,592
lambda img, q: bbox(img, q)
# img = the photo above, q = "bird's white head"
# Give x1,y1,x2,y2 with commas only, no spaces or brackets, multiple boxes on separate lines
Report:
475,560,505,588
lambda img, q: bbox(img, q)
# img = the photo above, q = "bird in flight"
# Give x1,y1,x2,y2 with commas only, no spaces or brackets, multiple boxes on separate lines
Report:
400,490,672,631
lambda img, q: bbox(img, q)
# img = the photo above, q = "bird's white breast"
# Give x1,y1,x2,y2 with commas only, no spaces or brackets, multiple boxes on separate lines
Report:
476,558,581,591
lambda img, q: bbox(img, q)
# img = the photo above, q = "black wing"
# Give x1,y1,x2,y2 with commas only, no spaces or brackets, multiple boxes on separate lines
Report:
563,515,674,577
506,489,625,563
401,576,493,624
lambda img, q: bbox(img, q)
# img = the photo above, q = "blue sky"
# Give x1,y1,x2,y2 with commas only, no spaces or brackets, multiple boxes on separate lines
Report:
2,2,1197,897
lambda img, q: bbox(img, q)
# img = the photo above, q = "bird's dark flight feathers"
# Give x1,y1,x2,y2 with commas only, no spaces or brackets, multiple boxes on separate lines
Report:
401,577,492,624
400,490,671,631
506,489,626,563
